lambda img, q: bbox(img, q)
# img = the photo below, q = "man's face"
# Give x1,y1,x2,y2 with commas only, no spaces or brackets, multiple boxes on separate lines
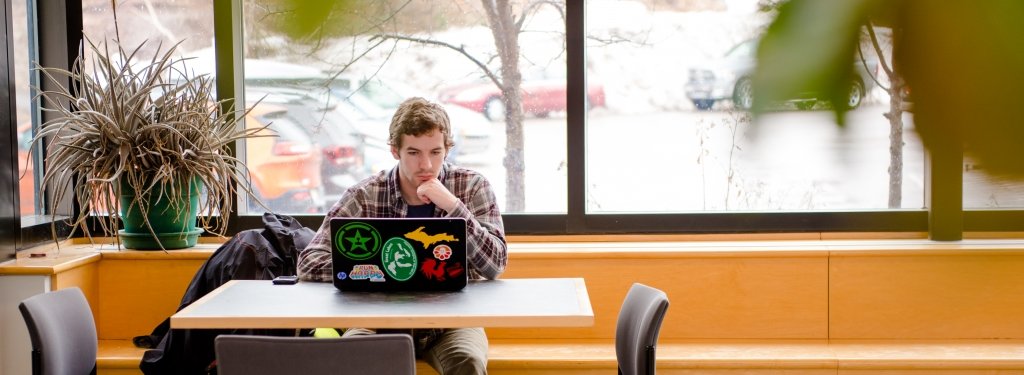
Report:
391,130,448,190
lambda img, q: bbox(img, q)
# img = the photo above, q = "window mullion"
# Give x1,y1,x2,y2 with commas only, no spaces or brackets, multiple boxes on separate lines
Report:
566,0,584,233
215,0,245,233
926,136,963,240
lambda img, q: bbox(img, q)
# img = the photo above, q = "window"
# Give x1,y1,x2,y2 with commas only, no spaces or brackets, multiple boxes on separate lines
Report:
584,1,925,213
964,155,1024,209
74,0,216,222
240,1,568,214
10,0,1024,239
81,1,213,62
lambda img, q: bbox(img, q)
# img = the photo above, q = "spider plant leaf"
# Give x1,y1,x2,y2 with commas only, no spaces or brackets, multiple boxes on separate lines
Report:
31,36,266,246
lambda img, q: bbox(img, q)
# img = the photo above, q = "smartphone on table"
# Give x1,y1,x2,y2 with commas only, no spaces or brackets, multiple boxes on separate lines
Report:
272,275,299,285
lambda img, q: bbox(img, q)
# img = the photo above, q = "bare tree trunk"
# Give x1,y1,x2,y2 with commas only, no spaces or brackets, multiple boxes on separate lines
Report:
866,23,905,208
886,70,905,209
483,0,526,212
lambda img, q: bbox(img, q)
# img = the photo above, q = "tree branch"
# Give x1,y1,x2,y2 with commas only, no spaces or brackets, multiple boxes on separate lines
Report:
857,36,889,92
322,38,388,84
516,0,564,31
142,0,179,46
370,33,502,89
867,22,895,79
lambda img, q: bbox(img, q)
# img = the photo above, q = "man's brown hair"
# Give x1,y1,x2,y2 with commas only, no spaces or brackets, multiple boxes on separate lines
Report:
388,97,455,150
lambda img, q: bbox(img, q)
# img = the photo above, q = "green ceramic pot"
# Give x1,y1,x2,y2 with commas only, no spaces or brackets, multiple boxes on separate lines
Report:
118,177,203,249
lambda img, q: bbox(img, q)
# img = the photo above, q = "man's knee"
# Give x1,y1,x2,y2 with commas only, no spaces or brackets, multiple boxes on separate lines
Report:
440,351,487,375
429,328,488,375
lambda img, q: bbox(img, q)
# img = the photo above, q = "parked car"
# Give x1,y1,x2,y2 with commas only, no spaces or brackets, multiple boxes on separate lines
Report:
244,103,325,213
328,76,492,164
438,74,607,121
246,85,372,202
191,56,373,202
15,108,324,217
685,39,878,111
17,122,35,215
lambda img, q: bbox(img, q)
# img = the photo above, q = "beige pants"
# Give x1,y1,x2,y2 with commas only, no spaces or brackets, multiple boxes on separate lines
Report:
342,327,488,375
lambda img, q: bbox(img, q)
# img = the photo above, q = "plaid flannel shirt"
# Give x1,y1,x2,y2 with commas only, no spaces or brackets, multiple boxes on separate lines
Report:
298,163,507,282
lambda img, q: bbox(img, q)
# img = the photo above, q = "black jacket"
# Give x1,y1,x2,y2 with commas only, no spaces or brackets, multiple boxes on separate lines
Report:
136,213,315,375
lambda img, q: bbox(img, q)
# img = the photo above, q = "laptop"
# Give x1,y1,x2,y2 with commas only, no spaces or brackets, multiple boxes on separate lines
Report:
330,217,468,292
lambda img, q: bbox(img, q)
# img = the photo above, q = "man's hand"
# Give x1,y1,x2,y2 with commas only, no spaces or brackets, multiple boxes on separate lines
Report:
417,179,460,212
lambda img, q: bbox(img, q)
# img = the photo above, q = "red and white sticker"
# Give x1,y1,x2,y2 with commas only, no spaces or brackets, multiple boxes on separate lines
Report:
432,244,453,260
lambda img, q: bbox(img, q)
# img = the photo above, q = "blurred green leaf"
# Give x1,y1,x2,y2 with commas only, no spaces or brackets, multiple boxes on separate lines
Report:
761,0,1024,176
275,0,359,41
899,1,1024,176
753,0,877,125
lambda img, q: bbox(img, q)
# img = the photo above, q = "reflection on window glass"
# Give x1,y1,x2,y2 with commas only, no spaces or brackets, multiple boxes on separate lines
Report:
585,0,924,212
82,0,213,60
963,157,1024,208
13,0,36,220
241,1,567,214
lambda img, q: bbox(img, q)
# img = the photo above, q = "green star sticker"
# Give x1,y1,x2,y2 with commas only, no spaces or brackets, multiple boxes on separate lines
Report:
346,230,371,252
335,222,381,260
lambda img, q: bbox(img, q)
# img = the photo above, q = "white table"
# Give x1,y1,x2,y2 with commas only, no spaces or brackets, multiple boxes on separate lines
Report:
171,278,594,329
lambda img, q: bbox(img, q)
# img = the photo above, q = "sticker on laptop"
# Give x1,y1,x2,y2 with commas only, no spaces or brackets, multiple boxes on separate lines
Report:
404,226,460,249
381,237,418,282
421,259,464,281
432,244,453,260
335,222,382,260
349,264,386,282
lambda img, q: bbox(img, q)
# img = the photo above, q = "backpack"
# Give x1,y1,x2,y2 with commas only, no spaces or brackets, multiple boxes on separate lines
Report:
134,213,315,375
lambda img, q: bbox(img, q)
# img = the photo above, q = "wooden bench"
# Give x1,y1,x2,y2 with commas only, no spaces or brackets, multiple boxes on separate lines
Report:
97,338,1024,374
6,235,1024,374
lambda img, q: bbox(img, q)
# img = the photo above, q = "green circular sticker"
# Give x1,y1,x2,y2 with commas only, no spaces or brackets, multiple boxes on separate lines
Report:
381,237,417,281
334,222,381,260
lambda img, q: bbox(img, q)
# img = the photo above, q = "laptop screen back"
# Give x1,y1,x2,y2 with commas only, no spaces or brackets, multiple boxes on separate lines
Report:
330,217,468,292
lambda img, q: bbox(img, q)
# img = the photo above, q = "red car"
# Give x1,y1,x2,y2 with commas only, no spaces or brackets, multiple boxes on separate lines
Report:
439,78,606,121
17,123,34,215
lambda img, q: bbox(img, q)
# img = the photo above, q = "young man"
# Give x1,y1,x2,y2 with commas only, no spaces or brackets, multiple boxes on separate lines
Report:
297,97,507,375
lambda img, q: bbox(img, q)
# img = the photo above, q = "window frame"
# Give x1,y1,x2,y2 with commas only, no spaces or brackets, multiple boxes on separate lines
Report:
10,0,80,251
12,0,1021,252
1,0,16,260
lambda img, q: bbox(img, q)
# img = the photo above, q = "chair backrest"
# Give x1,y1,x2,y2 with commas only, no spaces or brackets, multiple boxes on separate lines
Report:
18,287,98,375
215,333,416,375
616,283,670,375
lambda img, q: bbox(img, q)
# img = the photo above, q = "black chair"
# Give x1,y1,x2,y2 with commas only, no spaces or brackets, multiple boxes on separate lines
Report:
616,283,670,375
18,287,98,375
215,333,416,375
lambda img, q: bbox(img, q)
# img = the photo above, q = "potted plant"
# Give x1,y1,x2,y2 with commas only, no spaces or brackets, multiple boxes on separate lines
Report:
30,39,265,250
